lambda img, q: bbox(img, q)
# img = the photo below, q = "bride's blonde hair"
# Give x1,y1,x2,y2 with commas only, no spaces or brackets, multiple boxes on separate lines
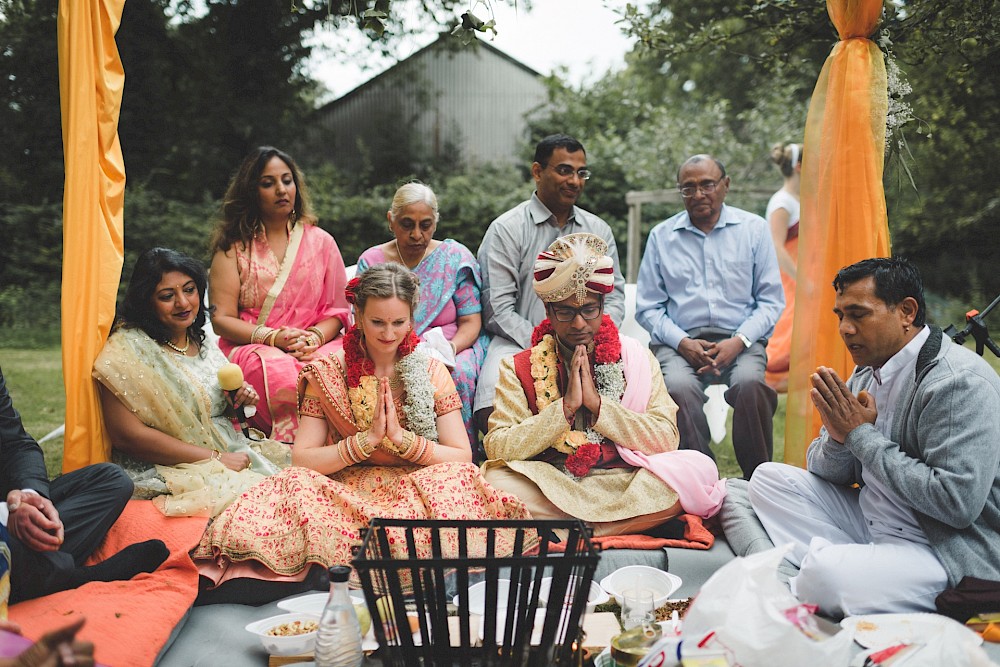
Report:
352,263,420,314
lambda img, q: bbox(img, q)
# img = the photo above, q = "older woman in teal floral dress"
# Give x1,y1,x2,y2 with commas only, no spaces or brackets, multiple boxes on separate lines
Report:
357,182,489,460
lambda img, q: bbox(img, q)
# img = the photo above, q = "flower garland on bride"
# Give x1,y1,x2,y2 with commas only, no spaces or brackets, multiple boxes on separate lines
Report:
529,314,625,477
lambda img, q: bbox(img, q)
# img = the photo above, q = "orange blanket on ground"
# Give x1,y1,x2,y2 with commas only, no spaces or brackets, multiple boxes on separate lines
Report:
9,500,207,667
549,514,716,553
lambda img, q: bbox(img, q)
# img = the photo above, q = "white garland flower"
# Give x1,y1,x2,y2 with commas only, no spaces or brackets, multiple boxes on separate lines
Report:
396,350,438,441
586,360,626,444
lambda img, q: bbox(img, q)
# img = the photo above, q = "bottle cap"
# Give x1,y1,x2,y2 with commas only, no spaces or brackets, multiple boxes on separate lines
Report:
329,565,351,583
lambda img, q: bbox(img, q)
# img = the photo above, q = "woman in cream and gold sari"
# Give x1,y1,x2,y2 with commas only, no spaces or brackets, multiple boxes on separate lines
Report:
94,248,289,517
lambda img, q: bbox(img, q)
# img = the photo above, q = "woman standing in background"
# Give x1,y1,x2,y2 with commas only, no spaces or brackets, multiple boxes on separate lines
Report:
764,142,802,393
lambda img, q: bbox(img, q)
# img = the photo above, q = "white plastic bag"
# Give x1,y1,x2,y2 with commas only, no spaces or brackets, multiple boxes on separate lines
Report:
848,619,997,667
683,545,855,667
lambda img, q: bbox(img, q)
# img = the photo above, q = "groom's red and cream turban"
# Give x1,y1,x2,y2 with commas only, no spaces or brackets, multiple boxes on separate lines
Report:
532,233,615,304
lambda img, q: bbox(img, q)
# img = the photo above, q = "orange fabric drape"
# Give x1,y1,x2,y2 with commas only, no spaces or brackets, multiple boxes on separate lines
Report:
57,0,127,471
783,0,891,467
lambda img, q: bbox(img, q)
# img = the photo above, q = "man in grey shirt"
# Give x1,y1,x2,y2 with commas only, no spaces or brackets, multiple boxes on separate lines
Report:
749,257,1000,617
474,134,625,432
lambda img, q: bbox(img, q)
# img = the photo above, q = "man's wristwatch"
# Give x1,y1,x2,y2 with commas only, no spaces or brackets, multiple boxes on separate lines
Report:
734,332,752,349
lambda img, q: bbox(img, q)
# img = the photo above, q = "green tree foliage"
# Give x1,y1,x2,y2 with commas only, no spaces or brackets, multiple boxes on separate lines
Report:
0,0,62,204
0,0,500,204
880,3,1000,301
618,0,829,114
614,0,1000,300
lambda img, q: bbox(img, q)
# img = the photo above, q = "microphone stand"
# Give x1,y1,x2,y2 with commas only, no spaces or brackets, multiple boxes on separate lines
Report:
944,293,1000,358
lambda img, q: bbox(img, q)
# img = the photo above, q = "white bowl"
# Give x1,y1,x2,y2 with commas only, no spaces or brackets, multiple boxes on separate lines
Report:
278,591,366,616
600,566,681,608
454,578,521,616
537,576,609,614
479,608,547,645
245,612,320,656
278,593,379,651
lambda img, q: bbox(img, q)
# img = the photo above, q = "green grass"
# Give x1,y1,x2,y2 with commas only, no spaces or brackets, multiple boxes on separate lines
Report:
3,342,997,482
1,347,65,478
711,393,786,480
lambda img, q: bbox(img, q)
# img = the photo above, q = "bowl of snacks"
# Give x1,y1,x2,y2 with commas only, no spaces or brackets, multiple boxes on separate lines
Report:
245,612,320,656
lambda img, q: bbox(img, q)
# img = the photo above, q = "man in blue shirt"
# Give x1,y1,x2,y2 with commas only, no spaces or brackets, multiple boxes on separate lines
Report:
636,154,784,479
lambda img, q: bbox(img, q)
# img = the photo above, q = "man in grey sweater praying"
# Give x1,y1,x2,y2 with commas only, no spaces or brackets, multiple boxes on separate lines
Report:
748,257,1000,617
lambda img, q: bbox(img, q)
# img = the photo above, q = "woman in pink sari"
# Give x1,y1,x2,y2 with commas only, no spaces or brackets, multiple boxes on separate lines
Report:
210,147,350,442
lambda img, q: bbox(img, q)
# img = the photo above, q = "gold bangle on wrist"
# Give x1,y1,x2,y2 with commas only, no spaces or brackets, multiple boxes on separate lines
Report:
410,436,434,465
252,325,276,346
211,450,221,462
399,429,416,458
356,429,376,458
307,326,325,346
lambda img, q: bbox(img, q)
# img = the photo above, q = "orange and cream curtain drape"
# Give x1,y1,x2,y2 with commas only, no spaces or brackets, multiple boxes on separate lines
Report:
783,0,892,467
58,0,127,471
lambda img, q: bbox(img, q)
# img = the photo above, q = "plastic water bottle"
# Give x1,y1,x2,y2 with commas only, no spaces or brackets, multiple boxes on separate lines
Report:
314,565,363,667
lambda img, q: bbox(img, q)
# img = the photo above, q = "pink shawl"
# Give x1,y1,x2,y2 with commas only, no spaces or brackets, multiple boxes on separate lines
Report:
616,335,727,518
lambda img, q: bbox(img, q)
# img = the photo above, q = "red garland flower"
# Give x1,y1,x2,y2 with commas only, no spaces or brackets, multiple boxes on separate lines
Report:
530,318,555,347
529,315,621,364
397,329,420,357
343,326,373,387
343,325,421,388
592,315,621,364
565,443,601,477
344,277,362,305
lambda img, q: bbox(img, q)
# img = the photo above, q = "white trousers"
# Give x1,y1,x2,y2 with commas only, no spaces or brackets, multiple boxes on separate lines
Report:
748,462,948,617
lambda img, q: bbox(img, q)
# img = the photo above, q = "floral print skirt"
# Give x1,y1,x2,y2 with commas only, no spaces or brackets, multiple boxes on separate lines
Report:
192,463,534,578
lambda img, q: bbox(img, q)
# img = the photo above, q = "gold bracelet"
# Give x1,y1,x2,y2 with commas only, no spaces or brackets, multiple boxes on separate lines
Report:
340,434,365,465
400,431,434,465
265,329,280,347
251,325,275,346
356,430,377,458
307,326,325,345
399,429,416,458
337,436,354,464
210,450,221,462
